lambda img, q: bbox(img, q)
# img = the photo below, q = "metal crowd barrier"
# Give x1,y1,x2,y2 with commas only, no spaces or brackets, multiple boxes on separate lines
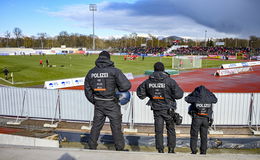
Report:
0,87,259,126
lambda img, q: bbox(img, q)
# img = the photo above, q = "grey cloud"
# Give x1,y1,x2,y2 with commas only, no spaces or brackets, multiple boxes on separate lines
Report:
105,0,260,37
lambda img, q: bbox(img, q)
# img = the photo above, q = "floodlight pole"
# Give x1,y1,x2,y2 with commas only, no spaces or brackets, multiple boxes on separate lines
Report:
204,30,207,47
89,4,97,50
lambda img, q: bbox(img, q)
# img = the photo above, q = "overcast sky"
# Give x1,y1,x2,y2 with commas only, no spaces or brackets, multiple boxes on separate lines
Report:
1,0,259,40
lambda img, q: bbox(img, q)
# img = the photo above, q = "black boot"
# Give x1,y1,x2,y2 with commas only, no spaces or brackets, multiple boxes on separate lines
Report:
191,149,198,154
158,149,164,153
168,147,175,153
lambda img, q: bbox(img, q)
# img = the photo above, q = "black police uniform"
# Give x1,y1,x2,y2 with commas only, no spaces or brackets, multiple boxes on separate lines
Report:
185,85,218,154
3,68,9,80
137,69,183,153
84,51,131,150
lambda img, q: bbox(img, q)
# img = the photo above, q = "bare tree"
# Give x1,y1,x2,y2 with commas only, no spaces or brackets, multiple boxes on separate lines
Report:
57,31,69,46
38,32,47,49
4,31,11,47
13,27,22,47
130,32,138,47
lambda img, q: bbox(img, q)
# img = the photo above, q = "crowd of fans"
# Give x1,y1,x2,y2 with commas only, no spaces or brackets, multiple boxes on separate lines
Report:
114,47,167,55
173,47,260,56
112,46,260,56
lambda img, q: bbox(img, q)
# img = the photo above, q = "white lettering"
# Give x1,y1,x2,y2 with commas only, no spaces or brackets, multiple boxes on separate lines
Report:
196,104,211,108
91,73,109,78
149,83,165,88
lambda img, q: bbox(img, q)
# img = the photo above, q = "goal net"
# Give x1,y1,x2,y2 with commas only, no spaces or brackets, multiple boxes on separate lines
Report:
172,56,202,69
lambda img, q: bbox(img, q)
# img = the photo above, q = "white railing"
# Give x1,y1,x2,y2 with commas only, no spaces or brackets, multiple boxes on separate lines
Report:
0,87,259,126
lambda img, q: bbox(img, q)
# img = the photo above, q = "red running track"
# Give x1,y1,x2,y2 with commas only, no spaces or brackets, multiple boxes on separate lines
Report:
63,66,260,93
0,127,22,134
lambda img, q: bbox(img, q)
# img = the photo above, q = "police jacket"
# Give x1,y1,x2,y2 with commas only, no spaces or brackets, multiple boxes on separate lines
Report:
185,85,218,118
137,71,184,110
84,56,131,104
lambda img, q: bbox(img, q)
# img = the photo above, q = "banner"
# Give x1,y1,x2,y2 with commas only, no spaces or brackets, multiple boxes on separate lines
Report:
44,77,85,89
0,53,9,56
248,61,260,66
124,73,134,80
44,73,134,89
208,55,222,59
228,55,237,60
221,61,260,69
215,67,253,76
251,56,260,60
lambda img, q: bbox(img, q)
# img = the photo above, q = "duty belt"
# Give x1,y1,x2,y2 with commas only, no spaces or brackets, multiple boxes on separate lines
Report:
94,96,115,101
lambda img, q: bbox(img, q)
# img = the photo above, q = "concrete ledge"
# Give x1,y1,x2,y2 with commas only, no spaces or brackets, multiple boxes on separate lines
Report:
0,133,59,148
124,128,138,133
1,144,260,160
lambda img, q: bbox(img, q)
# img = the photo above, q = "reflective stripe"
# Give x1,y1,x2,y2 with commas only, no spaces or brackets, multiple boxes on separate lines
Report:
197,113,208,116
94,88,106,91
152,97,165,99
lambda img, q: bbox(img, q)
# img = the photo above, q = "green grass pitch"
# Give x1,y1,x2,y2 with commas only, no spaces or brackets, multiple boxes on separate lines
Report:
0,54,243,87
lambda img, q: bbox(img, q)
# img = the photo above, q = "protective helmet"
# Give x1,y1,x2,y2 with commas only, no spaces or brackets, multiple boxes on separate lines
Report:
115,91,131,105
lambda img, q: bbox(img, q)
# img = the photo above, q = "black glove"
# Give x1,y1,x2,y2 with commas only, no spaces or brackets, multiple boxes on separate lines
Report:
168,108,175,117
209,118,213,126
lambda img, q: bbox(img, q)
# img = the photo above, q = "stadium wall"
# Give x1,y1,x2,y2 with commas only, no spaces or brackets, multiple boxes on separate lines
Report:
0,87,259,126
0,48,102,55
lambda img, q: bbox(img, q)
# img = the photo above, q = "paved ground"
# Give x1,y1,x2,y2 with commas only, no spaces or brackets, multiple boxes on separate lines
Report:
0,145,260,160
131,65,260,93
63,65,260,93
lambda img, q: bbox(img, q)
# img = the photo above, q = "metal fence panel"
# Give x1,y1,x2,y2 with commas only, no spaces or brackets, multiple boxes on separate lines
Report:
0,87,25,116
59,90,92,121
252,93,260,126
25,88,57,119
0,87,58,119
213,93,251,125
132,92,153,124
132,92,192,124
59,90,131,123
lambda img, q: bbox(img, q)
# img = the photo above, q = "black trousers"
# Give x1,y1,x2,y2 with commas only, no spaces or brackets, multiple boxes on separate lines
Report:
88,101,124,150
153,109,176,150
190,117,209,154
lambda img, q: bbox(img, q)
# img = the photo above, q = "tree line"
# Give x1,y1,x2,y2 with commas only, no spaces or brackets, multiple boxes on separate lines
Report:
0,27,260,49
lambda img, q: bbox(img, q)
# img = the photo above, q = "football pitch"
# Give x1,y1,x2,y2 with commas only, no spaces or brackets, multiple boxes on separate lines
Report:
0,54,242,87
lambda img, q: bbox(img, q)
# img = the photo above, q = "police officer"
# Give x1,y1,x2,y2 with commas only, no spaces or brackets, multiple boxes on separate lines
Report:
185,85,218,155
137,62,184,153
84,51,131,151
3,67,9,80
